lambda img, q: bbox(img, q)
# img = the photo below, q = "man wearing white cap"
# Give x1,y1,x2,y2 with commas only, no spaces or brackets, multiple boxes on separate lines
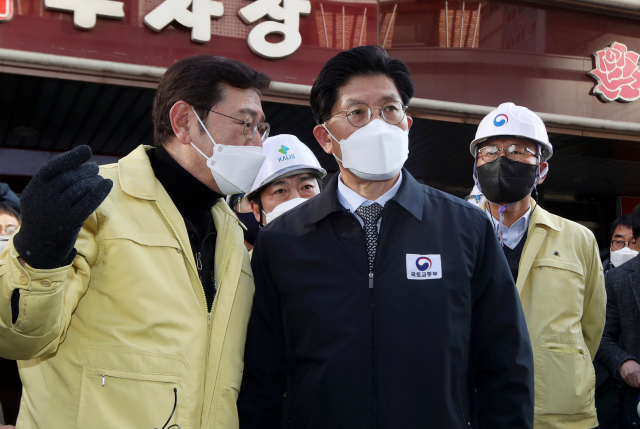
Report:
246,134,326,227
471,102,606,429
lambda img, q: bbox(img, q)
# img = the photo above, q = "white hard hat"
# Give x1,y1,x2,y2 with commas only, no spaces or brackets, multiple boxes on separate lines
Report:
470,102,553,160
247,134,326,198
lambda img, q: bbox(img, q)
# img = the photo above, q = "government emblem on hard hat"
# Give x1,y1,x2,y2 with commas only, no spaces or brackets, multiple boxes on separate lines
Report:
469,102,553,160
493,114,508,127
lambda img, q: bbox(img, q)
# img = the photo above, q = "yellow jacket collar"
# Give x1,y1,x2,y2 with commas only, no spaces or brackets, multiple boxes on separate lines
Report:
118,145,243,226
118,145,158,201
529,200,561,232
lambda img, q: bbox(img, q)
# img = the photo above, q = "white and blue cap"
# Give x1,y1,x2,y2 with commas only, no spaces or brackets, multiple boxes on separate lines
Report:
469,102,553,160
247,134,326,200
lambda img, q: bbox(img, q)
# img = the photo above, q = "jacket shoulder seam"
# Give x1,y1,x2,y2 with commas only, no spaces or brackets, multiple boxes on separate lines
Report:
421,187,486,216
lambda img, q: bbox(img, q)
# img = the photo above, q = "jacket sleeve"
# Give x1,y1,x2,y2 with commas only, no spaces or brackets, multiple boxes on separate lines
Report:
596,271,636,381
237,230,287,429
470,219,534,429
0,211,99,360
581,236,606,360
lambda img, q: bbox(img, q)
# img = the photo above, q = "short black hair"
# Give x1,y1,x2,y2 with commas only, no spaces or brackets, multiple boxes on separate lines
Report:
0,202,20,224
153,55,271,146
610,214,634,241
310,46,415,125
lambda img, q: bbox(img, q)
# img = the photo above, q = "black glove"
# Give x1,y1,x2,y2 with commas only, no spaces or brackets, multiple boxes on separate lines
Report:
13,146,113,269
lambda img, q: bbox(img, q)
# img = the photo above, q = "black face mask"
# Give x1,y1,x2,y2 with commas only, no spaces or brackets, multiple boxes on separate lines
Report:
235,211,260,245
476,156,538,204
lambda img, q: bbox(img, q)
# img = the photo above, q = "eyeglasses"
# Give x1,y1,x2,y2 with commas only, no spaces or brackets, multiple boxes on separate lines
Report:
323,101,407,127
0,224,18,235
477,144,537,163
611,239,637,251
208,109,270,142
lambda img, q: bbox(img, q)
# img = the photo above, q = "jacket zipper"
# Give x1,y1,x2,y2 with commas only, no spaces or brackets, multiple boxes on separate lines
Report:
196,252,203,271
155,202,206,307
155,201,221,316
371,280,376,429
352,207,382,427
370,206,388,429
458,381,470,428
157,202,226,424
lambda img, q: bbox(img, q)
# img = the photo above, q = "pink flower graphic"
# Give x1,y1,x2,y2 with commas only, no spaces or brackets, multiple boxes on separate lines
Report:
589,42,640,102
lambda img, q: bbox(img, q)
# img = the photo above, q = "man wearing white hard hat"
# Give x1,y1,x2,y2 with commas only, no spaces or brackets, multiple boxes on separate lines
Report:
471,102,606,429
246,134,326,227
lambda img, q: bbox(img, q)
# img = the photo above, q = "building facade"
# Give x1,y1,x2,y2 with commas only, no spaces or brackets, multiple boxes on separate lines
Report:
0,0,639,247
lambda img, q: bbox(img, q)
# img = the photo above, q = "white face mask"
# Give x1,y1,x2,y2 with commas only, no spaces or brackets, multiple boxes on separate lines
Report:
264,197,307,225
190,107,266,195
0,235,10,255
611,246,638,267
323,119,409,181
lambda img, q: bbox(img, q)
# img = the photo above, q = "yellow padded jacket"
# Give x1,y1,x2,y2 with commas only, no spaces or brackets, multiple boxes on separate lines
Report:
487,200,606,429
0,145,255,429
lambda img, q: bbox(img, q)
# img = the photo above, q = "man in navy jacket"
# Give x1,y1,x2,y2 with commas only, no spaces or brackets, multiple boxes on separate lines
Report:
238,46,534,429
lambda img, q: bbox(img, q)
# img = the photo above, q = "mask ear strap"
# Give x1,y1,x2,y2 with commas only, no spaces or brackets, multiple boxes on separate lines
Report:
323,124,345,165
190,106,219,151
538,163,549,183
258,197,265,228
472,148,482,193
332,153,345,165
530,145,549,193
191,141,210,159
322,124,340,143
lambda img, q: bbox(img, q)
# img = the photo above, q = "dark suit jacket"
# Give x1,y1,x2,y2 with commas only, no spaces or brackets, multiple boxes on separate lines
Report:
597,254,640,428
239,170,534,429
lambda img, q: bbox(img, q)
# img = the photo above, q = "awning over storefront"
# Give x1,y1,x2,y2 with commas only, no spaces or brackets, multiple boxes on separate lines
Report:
0,71,638,203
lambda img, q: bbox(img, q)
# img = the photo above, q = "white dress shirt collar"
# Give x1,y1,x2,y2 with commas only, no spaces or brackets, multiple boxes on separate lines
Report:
486,204,532,249
337,171,403,214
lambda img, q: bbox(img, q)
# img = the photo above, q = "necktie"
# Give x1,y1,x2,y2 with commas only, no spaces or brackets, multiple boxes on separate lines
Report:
355,203,384,279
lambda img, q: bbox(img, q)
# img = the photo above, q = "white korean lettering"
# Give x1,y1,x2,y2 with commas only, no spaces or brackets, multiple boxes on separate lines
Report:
239,0,310,59
44,0,124,29
144,0,224,43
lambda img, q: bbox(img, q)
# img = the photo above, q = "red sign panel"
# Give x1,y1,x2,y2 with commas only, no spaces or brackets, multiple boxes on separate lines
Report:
619,196,640,215
0,0,640,123
0,0,12,21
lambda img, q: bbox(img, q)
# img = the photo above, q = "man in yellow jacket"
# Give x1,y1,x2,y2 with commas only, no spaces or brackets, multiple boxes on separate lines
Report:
471,102,606,429
0,55,271,428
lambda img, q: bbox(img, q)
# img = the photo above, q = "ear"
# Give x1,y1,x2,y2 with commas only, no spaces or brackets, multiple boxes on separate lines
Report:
406,115,413,130
170,101,193,146
538,161,549,185
250,200,261,223
313,124,334,155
